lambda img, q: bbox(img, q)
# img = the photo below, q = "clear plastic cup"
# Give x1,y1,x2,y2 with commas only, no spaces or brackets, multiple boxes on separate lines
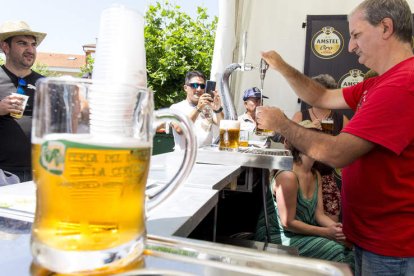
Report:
92,5,147,88
9,93,29,119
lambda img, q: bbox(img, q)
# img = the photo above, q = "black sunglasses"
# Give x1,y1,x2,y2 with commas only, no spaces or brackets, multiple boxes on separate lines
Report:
188,83,205,89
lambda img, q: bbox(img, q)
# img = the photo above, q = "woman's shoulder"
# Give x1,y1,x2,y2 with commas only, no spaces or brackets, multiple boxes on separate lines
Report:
291,111,303,122
275,170,298,184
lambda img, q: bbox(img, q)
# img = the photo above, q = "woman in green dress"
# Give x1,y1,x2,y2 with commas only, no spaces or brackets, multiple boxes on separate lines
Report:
255,120,354,268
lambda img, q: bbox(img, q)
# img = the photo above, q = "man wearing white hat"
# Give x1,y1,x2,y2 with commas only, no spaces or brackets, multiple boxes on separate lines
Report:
0,20,46,182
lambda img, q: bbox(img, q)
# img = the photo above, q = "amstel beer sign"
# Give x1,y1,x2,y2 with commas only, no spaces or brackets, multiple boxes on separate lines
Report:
311,26,344,59
338,69,365,88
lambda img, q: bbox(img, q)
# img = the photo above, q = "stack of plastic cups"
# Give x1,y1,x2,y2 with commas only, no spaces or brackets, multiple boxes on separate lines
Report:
89,4,147,137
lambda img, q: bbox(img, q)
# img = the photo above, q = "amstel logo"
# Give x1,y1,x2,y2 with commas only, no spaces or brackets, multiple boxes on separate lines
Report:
338,69,365,88
311,26,344,59
40,141,66,175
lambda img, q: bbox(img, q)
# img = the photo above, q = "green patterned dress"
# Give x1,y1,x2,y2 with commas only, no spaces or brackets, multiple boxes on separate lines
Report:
255,171,354,267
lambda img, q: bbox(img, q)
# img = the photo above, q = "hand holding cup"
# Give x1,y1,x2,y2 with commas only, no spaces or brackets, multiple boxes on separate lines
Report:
0,94,26,117
256,105,286,134
311,119,323,130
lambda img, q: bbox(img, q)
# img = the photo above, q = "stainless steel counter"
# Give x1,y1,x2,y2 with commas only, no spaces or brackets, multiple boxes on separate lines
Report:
147,187,219,237
149,151,242,190
0,219,352,275
0,150,354,275
196,145,293,170
143,235,353,276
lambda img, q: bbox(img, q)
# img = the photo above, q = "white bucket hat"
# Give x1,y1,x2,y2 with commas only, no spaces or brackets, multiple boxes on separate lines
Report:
0,20,46,45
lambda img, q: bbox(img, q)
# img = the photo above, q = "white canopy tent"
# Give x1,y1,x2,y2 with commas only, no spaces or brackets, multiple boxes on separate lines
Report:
211,0,414,118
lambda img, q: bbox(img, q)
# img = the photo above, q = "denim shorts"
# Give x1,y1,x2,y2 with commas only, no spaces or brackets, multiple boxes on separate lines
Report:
355,245,414,276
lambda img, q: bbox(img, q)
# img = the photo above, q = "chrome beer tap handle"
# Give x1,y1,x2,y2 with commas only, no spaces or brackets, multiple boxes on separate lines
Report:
260,58,269,83
259,58,269,104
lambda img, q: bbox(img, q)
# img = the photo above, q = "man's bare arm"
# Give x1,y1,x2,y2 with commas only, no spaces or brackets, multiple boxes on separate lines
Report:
257,106,375,168
261,51,348,110
282,120,374,167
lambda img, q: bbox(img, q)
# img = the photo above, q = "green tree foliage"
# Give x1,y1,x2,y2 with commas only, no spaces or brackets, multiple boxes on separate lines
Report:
145,2,217,108
79,55,94,78
32,62,60,77
65,1,217,109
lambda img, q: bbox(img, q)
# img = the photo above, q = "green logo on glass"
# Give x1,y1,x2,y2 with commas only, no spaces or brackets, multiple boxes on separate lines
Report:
40,141,66,175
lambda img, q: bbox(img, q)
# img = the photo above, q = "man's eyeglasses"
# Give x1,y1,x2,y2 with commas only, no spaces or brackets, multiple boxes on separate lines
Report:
188,83,205,89
17,78,27,95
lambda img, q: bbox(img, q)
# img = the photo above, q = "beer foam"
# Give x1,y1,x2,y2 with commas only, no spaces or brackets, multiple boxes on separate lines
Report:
33,133,151,148
219,120,240,129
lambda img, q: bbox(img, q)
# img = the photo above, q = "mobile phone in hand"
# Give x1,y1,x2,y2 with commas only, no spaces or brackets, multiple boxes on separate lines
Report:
205,80,216,98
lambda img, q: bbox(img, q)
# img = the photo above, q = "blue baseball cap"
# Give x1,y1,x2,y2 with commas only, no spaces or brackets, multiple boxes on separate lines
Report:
242,87,269,101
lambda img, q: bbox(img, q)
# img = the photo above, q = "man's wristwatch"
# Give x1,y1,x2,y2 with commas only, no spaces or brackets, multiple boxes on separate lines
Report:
213,107,223,113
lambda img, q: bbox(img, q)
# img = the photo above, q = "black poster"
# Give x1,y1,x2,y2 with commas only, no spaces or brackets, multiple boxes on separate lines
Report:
303,14,414,119
303,15,367,119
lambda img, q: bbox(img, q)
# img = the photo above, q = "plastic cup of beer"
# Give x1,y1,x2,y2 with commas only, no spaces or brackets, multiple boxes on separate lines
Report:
31,77,197,274
321,118,334,134
255,127,276,136
9,93,29,119
219,120,240,151
254,105,276,137
239,129,249,148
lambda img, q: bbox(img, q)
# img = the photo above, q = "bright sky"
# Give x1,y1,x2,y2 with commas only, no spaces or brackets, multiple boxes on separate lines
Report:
1,0,218,55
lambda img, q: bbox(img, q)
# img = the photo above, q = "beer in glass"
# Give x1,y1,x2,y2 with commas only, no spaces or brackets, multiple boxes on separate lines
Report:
239,129,249,148
255,105,276,137
31,78,196,274
219,120,240,151
321,118,334,134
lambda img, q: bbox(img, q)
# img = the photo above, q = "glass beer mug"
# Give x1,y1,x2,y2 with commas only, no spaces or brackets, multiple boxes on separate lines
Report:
255,106,276,137
31,78,196,274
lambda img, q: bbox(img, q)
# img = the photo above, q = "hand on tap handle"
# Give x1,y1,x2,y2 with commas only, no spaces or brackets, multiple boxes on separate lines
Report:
260,58,269,81
261,51,287,73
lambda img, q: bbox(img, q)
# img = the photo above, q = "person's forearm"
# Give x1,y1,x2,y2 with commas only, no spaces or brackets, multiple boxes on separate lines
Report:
285,219,330,239
262,51,347,109
214,111,224,125
278,118,360,168
316,213,336,227
278,118,338,165
278,62,329,107
188,108,201,122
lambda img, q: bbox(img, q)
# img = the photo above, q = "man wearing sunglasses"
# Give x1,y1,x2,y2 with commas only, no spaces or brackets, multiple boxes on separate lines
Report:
170,70,223,150
0,21,46,182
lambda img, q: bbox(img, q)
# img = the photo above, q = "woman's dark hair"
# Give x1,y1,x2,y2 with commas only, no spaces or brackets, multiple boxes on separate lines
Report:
312,74,337,89
284,125,323,165
284,140,303,164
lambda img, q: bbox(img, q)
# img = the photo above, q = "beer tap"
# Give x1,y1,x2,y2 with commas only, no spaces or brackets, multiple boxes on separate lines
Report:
240,32,254,71
259,58,269,104
220,31,255,120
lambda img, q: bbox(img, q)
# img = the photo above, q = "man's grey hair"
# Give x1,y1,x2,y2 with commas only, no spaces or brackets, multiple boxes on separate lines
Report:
349,0,413,44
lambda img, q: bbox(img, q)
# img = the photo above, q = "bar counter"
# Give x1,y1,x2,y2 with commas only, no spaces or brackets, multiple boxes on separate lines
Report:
0,149,352,275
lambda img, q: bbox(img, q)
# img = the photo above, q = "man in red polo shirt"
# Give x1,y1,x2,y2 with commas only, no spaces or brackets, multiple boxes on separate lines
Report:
256,0,414,275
